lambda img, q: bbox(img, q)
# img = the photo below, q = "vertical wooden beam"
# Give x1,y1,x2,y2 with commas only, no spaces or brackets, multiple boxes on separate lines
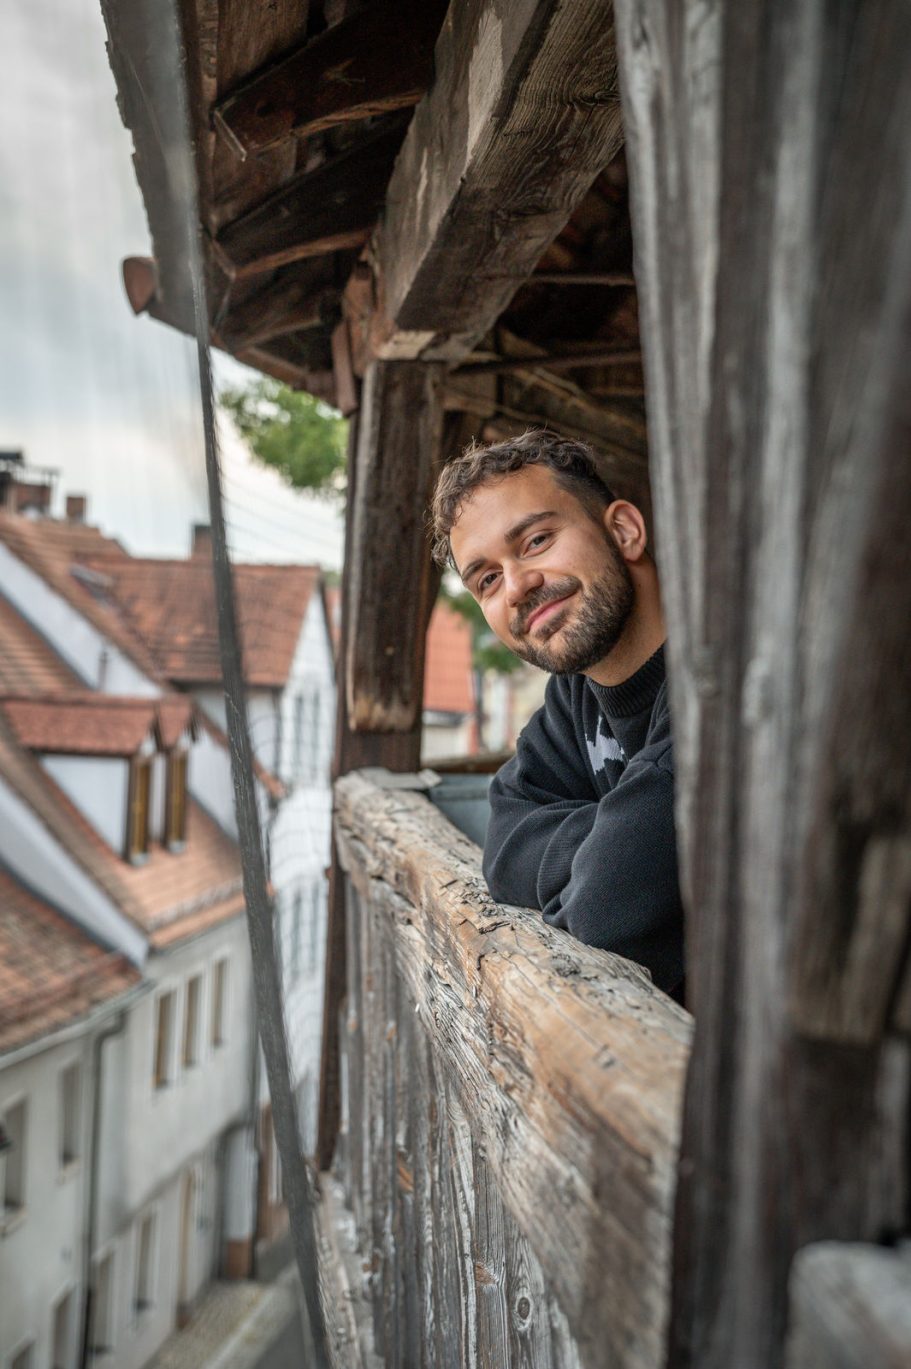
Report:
345,361,446,733
615,3,911,1367
317,361,445,1168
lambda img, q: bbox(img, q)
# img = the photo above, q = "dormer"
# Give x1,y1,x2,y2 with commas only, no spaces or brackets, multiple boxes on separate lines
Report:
0,694,196,864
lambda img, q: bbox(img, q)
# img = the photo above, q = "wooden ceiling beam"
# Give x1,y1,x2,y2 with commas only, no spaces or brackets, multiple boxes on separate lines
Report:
215,120,407,280
214,0,448,159
217,261,343,350
529,270,636,286
453,347,642,375
379,0,625,358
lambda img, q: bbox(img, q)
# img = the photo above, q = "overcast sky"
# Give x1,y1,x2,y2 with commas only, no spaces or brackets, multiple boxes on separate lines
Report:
0,0,344,568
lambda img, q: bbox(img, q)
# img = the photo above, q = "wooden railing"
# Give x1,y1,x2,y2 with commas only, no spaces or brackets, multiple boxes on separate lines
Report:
325,769,692,1369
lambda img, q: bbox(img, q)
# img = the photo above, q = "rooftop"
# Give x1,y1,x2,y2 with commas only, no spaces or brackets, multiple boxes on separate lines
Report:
0,865,141,1055
0,511,162,681
79,555,322,688
1,693,195,757
0,713,244,947
0,593,81,694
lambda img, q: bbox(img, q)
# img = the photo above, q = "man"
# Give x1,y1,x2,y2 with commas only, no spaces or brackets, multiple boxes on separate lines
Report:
431,429,684,998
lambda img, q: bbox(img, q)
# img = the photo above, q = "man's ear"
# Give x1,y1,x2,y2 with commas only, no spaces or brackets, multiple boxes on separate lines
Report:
603,500,648,563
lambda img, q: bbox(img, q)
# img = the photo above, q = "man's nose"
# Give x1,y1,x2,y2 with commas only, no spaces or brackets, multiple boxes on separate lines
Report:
504,563,544,608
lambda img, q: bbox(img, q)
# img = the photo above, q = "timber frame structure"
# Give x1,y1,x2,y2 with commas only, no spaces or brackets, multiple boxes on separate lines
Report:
100,2,911,1366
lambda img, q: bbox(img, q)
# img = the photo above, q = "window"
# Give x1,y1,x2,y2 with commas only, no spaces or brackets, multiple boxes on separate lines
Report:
291,889,303,977
183,976,202,1068
307,882,321,976
134,1212,156,1314
211,959,228,1048
2,1098,26,1215
52,1289,74,1369
292,693,304,778
126,757,152,861
90,1253,114,1354
166,751,188,847
9,1342,34,1369
59,1063,81,1169
292,685,323,783
153,992,175,1089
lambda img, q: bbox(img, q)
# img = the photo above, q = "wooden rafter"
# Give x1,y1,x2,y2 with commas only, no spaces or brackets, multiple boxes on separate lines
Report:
216,257,346,350
454,347,642,375
216,119,407,279
379,0,625,355
214,0,448,158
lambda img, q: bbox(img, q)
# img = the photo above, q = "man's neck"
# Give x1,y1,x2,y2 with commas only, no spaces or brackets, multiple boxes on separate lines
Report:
585,591,666,688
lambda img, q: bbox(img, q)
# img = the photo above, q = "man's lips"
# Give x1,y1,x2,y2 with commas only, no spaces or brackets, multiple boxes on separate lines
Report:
525,592,575,634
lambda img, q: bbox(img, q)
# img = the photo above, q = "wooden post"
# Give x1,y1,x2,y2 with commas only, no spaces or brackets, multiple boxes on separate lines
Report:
615,3,911,1366
317,360,445,1168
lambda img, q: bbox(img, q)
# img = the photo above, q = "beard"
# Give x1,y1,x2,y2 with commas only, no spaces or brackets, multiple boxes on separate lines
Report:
509,542,634,675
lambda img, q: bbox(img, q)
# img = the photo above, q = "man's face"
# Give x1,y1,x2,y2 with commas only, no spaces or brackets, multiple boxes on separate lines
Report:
450,465,635,675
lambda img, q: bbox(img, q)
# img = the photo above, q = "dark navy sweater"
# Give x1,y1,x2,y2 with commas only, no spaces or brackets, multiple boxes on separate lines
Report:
483,645,685,995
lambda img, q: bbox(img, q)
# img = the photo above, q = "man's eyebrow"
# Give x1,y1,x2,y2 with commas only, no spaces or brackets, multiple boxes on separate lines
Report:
458,511,557,586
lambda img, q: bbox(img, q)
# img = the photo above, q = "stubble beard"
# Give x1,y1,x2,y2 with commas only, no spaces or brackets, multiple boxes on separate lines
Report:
509,543,635,675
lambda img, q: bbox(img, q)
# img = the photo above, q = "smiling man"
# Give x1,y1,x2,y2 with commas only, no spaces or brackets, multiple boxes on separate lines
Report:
431,429,684,999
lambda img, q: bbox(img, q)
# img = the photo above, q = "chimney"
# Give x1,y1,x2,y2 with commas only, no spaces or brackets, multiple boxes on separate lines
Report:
66,494,87,523
13,480,52,515
192,524,212,559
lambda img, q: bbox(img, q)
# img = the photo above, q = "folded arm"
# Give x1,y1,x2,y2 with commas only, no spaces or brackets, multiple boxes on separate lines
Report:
483,684,684,993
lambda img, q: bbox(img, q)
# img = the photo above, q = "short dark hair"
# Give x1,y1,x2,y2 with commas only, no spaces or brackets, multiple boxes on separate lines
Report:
430,429,616,566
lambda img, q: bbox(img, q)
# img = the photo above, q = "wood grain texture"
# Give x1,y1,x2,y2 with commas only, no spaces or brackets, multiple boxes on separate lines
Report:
345,360,445,732
785,1243,911,1369
381,0,624,354
333,769,691,1367
217,120,407,279
615,2,911,1365
214,0,447,156
216,256,342,350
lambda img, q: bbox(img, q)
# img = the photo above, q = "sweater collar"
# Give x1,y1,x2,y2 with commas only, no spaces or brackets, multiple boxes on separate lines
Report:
585,643,666,719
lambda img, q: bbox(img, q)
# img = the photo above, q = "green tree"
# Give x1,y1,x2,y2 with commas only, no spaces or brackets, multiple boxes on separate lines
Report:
220,377,347,496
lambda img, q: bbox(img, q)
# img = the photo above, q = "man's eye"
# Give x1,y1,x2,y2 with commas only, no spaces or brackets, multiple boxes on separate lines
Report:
526,532,550,551
478,571,498,593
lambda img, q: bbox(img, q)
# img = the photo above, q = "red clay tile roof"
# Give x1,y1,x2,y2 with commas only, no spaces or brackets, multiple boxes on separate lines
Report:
0,594,80,694
79,556,321,687
0,513,163,681
0,714,244,945
424,602,475,715
0,867,141,1055
0,694,194,757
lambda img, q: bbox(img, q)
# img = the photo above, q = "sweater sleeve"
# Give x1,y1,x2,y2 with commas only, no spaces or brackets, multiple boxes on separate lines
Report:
483,676,599,912
483,681,684,994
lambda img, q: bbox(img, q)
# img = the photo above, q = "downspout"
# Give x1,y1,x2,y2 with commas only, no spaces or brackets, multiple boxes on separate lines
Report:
79,1010,127,1369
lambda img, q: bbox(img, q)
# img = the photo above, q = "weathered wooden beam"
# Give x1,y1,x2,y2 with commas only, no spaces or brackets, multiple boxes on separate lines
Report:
785,1243,911,1369
454,346,642,375
216,258,342,350
317,380,447,1171
216,120,407,279
615,2,911,1366
379,0,625,356
232,342,312,389
333,769,691,1367
529,270,636,286
214,0,448,158
345,360,444,731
